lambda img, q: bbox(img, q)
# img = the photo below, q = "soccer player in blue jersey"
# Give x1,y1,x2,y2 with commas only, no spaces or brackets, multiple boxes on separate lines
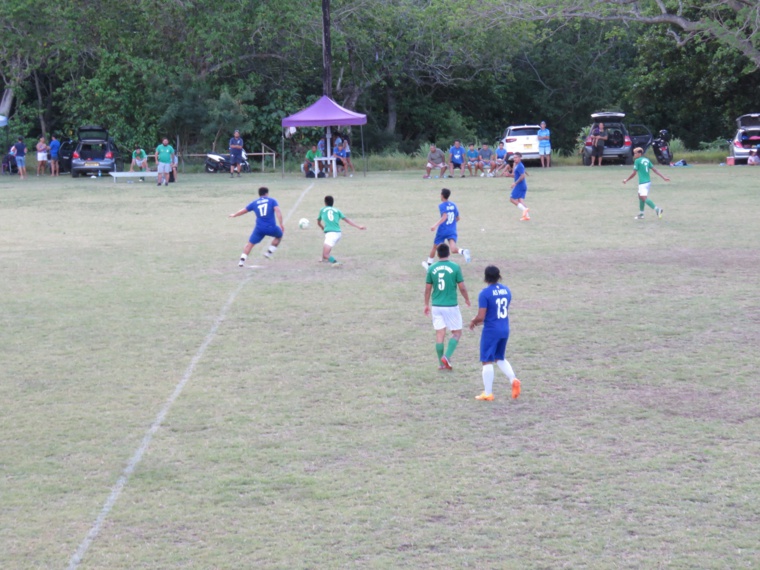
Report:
448,140,466,178
469,265,521,401
229,186,284,266
510,152,530,221
423,188,471,270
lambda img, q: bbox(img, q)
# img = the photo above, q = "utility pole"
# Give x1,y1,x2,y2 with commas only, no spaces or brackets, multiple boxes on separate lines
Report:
322,0,332,97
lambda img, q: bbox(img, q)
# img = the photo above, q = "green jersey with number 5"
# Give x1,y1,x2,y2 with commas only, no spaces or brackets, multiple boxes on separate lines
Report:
318,206,345,232
426,260,464,307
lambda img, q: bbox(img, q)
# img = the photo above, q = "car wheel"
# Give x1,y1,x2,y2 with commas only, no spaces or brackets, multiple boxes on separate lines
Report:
72,170,80,178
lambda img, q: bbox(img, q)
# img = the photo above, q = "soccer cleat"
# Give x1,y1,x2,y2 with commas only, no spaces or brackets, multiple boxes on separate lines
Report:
511,378,521,399
440,355,452,370
656,207,664,219
438,365,448,371
635,213,645,220
463,249,471,263
475,392,494,401
520,209,530,221
238,259,245,267
421,261,430,271
263,253,272,259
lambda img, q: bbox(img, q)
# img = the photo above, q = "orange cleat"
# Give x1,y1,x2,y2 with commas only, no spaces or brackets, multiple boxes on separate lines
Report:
511,378,521,399
475,392,494,401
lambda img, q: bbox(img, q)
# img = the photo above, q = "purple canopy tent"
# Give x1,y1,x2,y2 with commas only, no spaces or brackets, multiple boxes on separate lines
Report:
281,95,367,177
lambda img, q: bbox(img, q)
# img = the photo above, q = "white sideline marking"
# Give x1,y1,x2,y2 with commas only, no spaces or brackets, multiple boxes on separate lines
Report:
68,182,314,569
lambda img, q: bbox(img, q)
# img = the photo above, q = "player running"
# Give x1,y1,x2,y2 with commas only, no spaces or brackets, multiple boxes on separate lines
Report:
622,147,669,220
469,265,521,401
317,195,366,265
229,186,284,266
510,152,530,221
424,243,471,371
423,188,471,270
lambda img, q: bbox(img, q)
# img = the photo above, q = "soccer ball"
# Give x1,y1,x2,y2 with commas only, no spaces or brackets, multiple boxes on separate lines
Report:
298,218,310,229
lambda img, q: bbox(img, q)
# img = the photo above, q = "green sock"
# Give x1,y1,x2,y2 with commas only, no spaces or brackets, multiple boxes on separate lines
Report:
329,255,337,263
445,338,459,358
639,200,645,212
645,198,657,210
436,343,444,361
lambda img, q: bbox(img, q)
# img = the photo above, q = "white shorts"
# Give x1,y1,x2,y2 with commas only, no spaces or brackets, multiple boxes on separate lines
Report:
431,306,463,331
157,162,172,173
426,162,446,169
133,158,148,167
324,231,342,248
37,152,47,161
538,147,551,155
638,182,651,197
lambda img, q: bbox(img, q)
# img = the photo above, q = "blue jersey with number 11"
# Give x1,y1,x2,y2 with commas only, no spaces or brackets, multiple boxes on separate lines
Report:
246,197,279,229
479,283,511,335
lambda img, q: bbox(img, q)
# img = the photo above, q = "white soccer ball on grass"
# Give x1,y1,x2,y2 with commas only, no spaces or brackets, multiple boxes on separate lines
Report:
298,218,310,229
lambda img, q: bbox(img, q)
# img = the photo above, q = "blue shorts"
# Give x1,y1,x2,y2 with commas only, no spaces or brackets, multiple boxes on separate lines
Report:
480,329,509,363
50,154,59,160
434,232,457,246
511,185,527,200
15,156,25,168
230,153,243,165
451,162,464,170
249,225,283,245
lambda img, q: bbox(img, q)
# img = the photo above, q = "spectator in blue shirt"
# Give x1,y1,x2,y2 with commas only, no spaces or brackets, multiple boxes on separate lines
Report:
48,135,61,176
537,121,551,168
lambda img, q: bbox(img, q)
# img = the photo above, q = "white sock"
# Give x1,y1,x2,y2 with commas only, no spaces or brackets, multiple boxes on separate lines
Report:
240,253,247,260
482,364,494,395
517,203,526,212
497,359,516,382
427,257,434,265
267,245,277,254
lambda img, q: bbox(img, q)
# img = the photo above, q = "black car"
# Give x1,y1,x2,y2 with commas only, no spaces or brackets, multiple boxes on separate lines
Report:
70,126,123,177
582,112,652,165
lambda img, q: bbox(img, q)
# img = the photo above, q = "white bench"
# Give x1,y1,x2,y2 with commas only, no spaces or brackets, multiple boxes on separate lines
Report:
108,171,159,183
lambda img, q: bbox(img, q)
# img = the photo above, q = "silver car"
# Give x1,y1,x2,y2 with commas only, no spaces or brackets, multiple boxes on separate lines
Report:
582,112,652,165
730,114,760,164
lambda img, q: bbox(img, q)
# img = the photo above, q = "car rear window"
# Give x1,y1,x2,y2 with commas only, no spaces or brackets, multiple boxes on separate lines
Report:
509,128,539,136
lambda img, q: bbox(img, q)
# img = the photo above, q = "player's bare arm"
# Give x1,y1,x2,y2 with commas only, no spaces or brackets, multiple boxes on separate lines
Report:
469,307,487,330
622,172,636,184
458,282,471,307
430,214,447,231
423,283,433,315
651,167,670,182
344,218,366,230
228,208,248,218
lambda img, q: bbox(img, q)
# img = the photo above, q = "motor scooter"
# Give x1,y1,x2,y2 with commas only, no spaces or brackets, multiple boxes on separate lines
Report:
652,129,672,165
205,149,250,173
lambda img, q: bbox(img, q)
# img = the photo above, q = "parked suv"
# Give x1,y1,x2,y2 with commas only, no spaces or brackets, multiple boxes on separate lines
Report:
70,126,122,177
730,114,760,164
501,125,541,161
582,112,652,165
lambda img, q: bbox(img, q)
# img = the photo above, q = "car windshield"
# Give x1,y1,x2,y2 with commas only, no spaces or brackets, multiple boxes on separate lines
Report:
509,128,539,136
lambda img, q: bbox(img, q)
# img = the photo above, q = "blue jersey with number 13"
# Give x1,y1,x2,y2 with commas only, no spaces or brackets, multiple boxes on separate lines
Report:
246,197,279,229
479,283,511,335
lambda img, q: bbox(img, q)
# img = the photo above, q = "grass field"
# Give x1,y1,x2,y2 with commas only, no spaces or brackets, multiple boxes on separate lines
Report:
1,165,759,569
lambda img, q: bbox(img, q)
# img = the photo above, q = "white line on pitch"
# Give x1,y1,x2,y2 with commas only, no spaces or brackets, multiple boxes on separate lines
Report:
67,182,314,569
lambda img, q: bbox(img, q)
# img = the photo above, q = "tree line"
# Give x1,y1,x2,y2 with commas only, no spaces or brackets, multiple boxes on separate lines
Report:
2,0,758,158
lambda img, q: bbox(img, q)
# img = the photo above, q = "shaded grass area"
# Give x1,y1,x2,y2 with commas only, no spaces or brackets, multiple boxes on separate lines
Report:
1,166,759,568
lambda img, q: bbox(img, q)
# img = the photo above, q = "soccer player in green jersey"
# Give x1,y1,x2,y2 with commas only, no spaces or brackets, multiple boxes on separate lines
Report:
317,195,366,265
623,147,670,219
424,243,471,371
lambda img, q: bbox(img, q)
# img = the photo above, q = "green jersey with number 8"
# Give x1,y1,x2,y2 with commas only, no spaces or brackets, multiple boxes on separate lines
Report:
318,206,345,233
426,260,464,307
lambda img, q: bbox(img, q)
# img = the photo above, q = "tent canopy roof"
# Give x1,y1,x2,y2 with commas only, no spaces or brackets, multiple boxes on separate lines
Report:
282,96,366,127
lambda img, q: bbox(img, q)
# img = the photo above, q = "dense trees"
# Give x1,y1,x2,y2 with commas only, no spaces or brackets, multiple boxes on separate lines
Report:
1,0,758,157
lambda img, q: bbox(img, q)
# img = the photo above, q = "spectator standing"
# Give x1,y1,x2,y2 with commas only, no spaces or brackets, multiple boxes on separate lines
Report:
10,136,27,179
342,136,355,176
424,144,448,179
36,137,48,176
229,130,244,178
154,137,175,187
334,141,347,176
48,135,61,176
590,122,607,166
537,121,551,168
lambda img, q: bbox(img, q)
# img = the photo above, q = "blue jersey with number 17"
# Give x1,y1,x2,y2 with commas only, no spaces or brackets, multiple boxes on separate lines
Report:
479,283,511,335
246,196,279,229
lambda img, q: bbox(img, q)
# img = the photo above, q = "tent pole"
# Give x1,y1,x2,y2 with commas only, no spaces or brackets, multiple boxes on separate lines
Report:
281,129,285,178
361,125,366,177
